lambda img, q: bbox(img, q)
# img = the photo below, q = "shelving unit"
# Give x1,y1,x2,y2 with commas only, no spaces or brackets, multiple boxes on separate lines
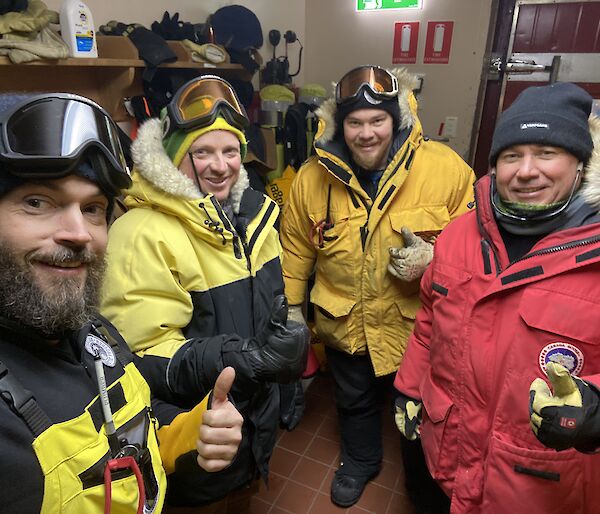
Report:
0,35,250,121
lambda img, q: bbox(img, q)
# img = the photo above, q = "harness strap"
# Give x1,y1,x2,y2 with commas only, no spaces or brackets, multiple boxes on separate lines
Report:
0,359,52,437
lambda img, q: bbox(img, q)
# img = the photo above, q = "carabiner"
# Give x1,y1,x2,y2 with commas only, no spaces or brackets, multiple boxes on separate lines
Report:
103,456,145,514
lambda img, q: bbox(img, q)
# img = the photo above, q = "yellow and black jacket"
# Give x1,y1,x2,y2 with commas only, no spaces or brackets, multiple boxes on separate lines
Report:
101,119,283,505
280,68,476,377
0,315,168,514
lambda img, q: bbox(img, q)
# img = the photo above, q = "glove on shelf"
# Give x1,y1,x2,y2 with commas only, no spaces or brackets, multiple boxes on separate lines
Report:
530,362,600,452
388,227,434,282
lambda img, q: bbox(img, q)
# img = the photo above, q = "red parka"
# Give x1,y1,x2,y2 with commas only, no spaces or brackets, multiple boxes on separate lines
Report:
395,171,600,514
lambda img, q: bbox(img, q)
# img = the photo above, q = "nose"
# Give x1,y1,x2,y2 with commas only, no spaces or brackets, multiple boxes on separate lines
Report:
210,152,228,172
358,124,375,140
515,154,540,180
54,205,93,248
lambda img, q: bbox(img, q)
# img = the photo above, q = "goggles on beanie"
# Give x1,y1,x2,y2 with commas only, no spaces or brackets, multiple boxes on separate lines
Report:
0,93,131,196
164,75,249,137
335,65,398,105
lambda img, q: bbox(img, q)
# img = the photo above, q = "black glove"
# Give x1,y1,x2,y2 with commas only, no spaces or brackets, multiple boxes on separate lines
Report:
279,381,305,431
394,392,422,441
530,362,600,452
222,295,310,385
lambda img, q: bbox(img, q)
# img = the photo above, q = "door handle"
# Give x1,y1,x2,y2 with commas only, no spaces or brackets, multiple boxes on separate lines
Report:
493,55,561,83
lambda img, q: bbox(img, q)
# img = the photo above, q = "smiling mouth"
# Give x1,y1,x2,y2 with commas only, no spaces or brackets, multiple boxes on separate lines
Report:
205,177,228,184
36,260,85,269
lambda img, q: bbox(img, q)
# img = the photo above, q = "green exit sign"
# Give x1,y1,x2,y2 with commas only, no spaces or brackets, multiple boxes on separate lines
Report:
357,0,422,10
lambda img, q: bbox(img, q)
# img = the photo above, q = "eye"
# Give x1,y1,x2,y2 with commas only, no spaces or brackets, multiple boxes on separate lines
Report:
539,148,557,158
23,196,51,211
225,147,240,158
499,151,519,162
191,149,208,159
83,202,108,223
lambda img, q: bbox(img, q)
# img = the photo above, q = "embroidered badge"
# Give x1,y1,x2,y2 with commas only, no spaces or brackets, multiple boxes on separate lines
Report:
539,342,584,376
85,334,116,367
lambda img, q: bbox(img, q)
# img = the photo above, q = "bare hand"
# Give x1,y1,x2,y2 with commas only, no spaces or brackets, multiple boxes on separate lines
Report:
196,367,243,472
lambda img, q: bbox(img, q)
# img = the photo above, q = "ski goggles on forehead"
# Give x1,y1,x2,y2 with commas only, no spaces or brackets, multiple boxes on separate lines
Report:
0,93,131,194
336,66,398,104
166,75,248,134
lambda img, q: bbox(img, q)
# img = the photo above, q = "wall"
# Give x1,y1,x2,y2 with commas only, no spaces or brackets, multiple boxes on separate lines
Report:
304,0,493,159
40,0,493,158
43,0,307,84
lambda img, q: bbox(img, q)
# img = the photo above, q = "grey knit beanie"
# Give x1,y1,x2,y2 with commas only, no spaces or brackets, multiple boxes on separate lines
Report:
489,82,593,166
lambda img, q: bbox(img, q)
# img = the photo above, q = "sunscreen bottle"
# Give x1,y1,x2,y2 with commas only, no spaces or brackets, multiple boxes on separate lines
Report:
60,0,98,58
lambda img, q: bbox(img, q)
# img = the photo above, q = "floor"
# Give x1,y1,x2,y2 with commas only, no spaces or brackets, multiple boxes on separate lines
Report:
249,373,416,514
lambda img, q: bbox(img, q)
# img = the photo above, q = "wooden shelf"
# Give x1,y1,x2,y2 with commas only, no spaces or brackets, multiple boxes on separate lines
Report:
0,35,250,121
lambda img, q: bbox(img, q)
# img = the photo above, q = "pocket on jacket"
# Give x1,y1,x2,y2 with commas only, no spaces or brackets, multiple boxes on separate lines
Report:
310,287,356,346
420,373,458,483
481,435,586,513
388,205,451,245
518,287,600,376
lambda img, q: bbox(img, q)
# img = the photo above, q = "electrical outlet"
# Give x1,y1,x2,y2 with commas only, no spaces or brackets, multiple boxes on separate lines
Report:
443,116,458,138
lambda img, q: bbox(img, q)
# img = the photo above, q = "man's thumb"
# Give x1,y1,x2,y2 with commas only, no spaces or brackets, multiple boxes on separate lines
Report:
546,362,578,399
401,227,417,247
212,367,236,408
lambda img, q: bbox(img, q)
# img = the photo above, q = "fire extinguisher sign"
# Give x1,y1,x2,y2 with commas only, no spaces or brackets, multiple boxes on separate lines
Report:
392,22,419,64
424,21,454,64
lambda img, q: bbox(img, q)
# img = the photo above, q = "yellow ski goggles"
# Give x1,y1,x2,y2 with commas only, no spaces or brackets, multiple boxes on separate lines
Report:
165,75,248,135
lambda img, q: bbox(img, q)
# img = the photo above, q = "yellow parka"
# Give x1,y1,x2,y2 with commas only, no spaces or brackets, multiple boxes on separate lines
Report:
280,68,476,376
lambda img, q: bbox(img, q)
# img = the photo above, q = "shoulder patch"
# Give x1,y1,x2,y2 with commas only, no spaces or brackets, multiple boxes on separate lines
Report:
85,334,116,367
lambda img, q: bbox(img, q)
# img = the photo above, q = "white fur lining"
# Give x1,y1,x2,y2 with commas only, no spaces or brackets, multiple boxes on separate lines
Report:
315,67,419,145
131,118,249,213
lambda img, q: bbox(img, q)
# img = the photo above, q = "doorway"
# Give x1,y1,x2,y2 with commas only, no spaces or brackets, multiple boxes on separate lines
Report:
471,0,600,177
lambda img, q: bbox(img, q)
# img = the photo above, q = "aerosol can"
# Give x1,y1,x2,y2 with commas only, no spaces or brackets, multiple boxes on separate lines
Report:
60,0,98,58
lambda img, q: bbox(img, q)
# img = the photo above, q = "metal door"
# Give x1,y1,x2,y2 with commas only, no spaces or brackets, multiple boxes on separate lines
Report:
471,0,600,176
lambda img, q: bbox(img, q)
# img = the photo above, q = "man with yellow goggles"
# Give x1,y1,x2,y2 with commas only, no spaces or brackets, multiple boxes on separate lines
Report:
101,73,309,513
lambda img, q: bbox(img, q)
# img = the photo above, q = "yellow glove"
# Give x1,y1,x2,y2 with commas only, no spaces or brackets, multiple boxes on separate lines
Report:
388,227,434,282
530,362,600,452
394,393,422,440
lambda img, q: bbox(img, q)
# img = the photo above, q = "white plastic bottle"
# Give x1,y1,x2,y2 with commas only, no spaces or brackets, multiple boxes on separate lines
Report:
60,0,98,58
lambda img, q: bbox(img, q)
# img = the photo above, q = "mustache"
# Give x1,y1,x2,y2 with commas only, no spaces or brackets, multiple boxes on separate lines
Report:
27,247,97,266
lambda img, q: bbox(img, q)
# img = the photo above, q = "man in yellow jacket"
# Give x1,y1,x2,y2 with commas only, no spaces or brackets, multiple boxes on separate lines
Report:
280,65,475,510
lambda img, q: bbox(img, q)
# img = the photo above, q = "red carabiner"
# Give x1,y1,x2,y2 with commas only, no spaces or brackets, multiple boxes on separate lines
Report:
103,456,145,514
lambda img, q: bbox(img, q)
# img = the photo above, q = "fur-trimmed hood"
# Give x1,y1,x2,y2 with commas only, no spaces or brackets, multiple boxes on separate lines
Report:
129,118,249,214
580,115,600,209
314,67,421,146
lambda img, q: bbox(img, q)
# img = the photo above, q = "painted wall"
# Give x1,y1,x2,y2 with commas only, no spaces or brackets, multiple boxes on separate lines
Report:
43,0,307,84
304,0,493,159
41,0,493,158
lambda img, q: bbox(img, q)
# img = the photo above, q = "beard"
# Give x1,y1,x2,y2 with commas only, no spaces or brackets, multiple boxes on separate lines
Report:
0,243,105,337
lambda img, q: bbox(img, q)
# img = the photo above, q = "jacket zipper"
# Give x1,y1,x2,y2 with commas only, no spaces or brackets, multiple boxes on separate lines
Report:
508,234,600,268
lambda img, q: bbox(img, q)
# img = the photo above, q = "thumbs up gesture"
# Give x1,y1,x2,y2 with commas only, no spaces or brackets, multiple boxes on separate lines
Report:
529,362,600,452
196,367,243,472
388,227,434,282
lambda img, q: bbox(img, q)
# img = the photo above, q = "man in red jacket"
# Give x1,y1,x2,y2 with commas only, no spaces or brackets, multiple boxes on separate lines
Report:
394,82,600,513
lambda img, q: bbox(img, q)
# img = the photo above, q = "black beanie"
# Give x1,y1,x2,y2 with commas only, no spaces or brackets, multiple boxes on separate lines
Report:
335,87,401,132
489,82,593,166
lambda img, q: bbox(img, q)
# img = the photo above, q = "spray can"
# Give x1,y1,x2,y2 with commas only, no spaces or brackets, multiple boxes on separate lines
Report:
60,0,98,58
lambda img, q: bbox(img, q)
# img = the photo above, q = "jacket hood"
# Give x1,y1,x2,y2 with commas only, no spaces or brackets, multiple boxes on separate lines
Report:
314,67,421,145
579,115,600,209
130,118,249,214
